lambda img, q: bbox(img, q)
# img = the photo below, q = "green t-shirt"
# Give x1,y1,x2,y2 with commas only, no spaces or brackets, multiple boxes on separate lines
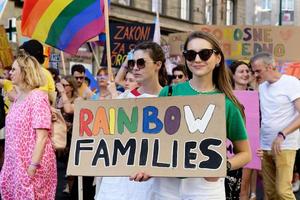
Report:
159,81,248,141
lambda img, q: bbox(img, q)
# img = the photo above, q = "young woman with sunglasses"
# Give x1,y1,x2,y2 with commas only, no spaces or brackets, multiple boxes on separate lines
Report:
131,31,251,199
171,64,188,85
95,41,167,200
92,68,119,100
55,75,81,195
115,55,139,91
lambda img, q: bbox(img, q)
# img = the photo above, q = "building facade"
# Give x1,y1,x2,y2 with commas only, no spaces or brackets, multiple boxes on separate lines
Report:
246,0,300,26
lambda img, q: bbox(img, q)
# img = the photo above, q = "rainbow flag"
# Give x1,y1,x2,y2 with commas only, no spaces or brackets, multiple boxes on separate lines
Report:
21,0,106,54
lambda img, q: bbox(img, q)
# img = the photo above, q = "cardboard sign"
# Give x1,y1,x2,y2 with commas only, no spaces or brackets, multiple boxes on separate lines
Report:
227,91,261,170
67,95,227,177
101,22,155,68
169,25,300,62
0,25,13,68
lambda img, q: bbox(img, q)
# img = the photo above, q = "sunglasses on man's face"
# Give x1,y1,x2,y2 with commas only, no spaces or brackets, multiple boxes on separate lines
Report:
172,74,184,79
183,49,218,62
74,76,85,80
127,58,155,71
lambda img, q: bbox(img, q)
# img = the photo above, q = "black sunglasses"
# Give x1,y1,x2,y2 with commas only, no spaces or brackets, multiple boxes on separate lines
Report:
183,49,218,62
172,74,184,79
127,58,155,71
74,76,85,80
62,83,70,87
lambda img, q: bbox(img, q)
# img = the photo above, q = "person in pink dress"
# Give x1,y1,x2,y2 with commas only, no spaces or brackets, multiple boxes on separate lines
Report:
0,51,57,199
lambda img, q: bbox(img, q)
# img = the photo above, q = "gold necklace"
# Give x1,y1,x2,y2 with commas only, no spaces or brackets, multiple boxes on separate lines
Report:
188,81,216,93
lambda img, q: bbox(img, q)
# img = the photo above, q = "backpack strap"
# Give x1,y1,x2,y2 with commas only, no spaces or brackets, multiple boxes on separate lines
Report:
167,86,173,96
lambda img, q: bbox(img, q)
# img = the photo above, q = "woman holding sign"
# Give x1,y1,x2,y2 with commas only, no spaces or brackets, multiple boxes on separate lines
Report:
132,31,252,199
95,41,168,200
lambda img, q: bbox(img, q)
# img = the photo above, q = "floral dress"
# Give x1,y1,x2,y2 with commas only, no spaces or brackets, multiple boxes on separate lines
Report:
0,90,57,200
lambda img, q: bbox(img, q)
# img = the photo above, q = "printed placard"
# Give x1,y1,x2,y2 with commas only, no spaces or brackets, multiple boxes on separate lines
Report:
169,25,300,62
67,95,227,177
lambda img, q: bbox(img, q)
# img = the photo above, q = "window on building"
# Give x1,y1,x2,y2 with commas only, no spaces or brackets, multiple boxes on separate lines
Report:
282,0,294,10
118,0,130,6
205,0,213,24
226,0,234,25
282,0,294,24
152,0,162,13
260,0,271,10
180,0,191,20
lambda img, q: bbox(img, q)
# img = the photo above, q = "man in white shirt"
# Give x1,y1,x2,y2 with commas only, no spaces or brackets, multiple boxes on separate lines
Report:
250,52,300,200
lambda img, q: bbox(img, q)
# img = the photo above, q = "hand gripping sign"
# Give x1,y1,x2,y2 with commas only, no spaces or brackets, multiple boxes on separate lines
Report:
67,95,226,177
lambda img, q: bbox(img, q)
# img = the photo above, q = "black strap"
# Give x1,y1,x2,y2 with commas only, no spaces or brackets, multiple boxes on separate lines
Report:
167,86,173,96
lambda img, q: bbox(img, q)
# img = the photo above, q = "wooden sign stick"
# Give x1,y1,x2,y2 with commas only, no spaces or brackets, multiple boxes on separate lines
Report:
104,0,114,81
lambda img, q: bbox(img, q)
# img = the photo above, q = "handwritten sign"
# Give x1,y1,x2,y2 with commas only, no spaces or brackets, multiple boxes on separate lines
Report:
0,25,13,68
101,22,155,68
67,95,227,177
169,25,300,62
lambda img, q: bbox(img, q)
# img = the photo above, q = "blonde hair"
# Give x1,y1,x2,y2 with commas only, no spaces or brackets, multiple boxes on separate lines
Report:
16,51,46,90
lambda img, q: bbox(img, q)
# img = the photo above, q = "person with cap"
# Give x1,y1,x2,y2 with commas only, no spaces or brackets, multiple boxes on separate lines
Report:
19,39,56,104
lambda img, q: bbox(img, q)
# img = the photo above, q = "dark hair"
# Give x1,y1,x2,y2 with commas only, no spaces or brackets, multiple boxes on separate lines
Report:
71,64,85,75
19,39,46,64
183,31,245,119
172,64,188,77
229,60,249,75
47,67,60,83
134,41,167,87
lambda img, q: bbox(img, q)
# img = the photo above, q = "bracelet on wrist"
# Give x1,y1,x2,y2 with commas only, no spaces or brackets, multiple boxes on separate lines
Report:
277,131,286,140
30,162,41,169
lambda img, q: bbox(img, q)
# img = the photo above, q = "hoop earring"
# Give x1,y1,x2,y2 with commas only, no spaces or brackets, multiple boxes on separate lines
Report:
215,63,220,67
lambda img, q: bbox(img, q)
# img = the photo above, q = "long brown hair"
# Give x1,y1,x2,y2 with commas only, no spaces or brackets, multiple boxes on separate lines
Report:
183,31,245,119
134,41,168,87
62,75,79,100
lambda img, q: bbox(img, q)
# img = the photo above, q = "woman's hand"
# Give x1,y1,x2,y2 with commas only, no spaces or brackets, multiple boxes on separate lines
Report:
107,81,118,99
256,148,263,159
27,165,37,177
56,82,65,94
129,171,151,182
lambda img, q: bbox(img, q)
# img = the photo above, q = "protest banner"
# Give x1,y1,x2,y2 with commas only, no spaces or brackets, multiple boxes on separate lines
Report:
169,25,300,62
101,22,155,68
67,95,227,177
227,91,261,170
0,25,13,68
280,62,300,79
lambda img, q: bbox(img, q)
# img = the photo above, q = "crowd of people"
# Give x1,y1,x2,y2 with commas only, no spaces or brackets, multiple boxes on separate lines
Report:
0,31,299,200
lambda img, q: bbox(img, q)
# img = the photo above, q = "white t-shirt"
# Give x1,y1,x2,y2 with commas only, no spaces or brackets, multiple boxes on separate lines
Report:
259,75,300,150
95,88,157,200
96,88,226,200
